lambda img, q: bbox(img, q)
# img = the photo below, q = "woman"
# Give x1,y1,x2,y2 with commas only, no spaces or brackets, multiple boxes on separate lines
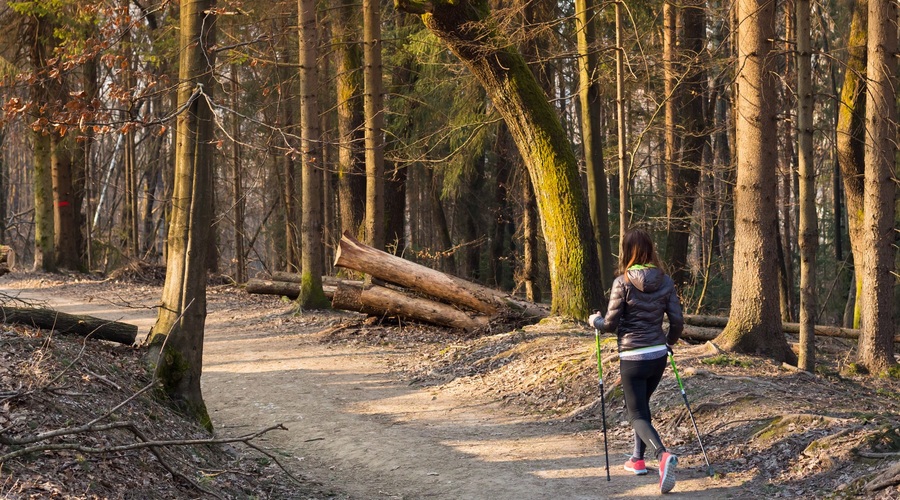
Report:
588,228,684,494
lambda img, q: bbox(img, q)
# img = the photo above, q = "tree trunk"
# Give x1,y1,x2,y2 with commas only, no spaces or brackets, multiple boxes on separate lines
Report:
0,245,12,276
30,17,56,273
145,0,217,431
836,0,867,329
334,232,548,318
363,0,385,250
615,1,629,245
298,0,329,308
575,0,615,294
395,0,603,318
489,124,514,290
332,282,489,331
522,175,541,303
715,0,794,363
857,0,897,373
795,0,816,371
230,65,246,284
334,0,366,239
666,0,705,290
52,135,80,270
0,306,137,345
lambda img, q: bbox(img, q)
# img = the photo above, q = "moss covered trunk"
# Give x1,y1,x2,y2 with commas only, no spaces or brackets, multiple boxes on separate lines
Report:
144,0,217,430
836,0,867,329
334,0,366,239
395,0,602,318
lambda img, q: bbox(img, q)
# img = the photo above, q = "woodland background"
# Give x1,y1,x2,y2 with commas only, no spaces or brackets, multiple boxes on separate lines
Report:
0,0,897,378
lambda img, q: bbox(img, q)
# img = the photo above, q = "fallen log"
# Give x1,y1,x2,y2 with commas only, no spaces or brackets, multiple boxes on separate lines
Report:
0,306,137,345
268,271,302,283
334,232,547,319
246,279,300,299
332,282,490,331
247,277,362,300
680,315,899,343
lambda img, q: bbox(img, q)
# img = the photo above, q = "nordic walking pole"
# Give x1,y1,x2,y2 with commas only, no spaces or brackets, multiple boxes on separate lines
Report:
595,328,611,481
668,352,714,476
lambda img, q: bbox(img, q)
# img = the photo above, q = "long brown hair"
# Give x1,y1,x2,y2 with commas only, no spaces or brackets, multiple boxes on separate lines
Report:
619,228,665,281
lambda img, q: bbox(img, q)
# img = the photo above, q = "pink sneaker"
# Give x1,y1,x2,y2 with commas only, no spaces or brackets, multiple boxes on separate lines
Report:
658,452,678,493
624,457,648,475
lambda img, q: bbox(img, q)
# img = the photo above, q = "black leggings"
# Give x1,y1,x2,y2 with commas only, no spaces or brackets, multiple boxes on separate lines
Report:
620,356,668,460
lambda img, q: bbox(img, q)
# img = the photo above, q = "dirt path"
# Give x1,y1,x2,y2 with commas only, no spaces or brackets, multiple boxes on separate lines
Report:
3,279,747,499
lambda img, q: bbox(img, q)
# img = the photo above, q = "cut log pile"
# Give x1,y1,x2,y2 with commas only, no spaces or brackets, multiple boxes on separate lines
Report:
246,232,549,331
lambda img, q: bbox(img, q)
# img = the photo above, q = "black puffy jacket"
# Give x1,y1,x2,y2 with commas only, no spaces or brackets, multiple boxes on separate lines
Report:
593,266,684,352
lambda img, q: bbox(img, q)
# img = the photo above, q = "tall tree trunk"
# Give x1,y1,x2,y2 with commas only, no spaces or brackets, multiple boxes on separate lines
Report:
666,0,706,289
230,65,246,284
796,0,816,371
30,16,56,272
425,167,454,273
298,0,328,308
363,0,385,250
836,0,867,329
662,0,681,267
334,0,366,239
277,9,301,272
615,1,629,245
121,3,140,259
522,175,541,303
715,0,794,363
490,123,514,290
857,0,897,373
52,135,79,270
396,0,603,318
575,0,614,295
145,0,217,430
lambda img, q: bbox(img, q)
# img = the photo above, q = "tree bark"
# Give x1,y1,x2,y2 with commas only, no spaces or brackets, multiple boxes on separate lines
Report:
395,0,603,318
364,0,385,250
857,0,897,373
334,0,366,239
1,306,137,345
335,232,548,318
145,0,217,431
230,65,246,284
298,0,329,309
836,0,867,329
51,135,80,270
575,0,615,294
715,0,794,363
30,15,56,273
666,0,705,289
795,0,816,371
332,282,490,331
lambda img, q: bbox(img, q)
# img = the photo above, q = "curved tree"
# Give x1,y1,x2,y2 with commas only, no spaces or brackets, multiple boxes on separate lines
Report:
394,0,602,318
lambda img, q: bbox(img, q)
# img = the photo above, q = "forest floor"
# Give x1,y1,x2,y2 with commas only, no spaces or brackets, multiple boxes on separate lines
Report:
1,270,899,499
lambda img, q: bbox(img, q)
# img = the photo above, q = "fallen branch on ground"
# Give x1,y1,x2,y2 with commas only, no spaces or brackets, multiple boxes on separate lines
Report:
0,306,137,345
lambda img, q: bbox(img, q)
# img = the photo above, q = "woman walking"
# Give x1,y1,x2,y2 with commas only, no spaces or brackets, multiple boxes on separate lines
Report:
589,228,684,494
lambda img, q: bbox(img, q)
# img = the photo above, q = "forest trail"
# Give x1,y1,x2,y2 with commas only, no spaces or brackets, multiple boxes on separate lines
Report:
3,279,748,499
